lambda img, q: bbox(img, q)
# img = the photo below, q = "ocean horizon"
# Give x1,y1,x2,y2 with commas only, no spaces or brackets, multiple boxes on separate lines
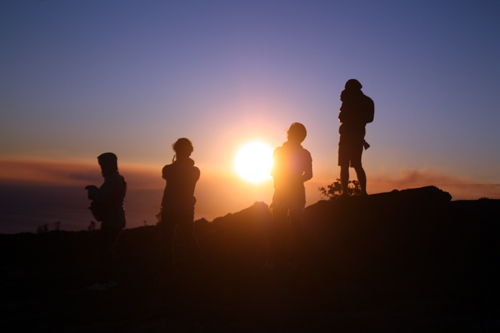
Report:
0,185,164,234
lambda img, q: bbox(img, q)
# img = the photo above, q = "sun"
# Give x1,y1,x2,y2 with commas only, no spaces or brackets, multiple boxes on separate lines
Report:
235,141,273,182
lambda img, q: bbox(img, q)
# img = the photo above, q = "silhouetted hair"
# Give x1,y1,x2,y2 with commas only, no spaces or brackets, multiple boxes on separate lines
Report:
173,138,194,157
287,123,307,143
97,152,118,172
345,79,362,90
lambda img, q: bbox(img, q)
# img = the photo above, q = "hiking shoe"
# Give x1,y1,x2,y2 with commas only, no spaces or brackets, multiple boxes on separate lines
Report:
87,282,107,291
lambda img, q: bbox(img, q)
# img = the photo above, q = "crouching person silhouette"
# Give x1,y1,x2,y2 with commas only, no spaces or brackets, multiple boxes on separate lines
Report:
265,123,313,269
86,152,127,291
159,138,201,274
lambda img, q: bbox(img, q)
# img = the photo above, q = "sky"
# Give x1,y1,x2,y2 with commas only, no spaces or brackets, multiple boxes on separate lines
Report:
1,0,500,233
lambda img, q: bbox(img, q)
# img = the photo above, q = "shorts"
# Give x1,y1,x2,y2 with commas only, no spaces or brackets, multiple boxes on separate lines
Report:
338,134,364,168
271,185,306,213
161,206,194,224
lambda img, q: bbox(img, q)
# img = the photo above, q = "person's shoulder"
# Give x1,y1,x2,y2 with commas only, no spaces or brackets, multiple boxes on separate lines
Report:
105,172,126,187
187,161,200,180
298,146,312,161
116,172,126,182
363,93,374,104
107,172,122,180
162,164,173,177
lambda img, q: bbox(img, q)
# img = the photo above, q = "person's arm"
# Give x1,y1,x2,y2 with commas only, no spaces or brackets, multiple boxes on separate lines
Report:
88,176,123,204
270,148,280,178
194,167,200,182
85,185,99,200
162,165,169,180
302,152,313,182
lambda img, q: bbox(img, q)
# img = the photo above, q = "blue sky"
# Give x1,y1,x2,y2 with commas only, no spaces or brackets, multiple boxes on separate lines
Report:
1,0,500,229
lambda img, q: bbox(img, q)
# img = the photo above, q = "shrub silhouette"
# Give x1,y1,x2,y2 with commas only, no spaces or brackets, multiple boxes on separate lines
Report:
36,224,49,234
319,178,361,199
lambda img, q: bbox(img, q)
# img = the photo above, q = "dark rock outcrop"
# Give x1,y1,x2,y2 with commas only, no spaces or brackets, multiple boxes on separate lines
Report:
2,187,500,331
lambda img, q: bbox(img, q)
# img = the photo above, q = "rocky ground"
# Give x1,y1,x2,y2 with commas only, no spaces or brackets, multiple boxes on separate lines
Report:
1,186,500,332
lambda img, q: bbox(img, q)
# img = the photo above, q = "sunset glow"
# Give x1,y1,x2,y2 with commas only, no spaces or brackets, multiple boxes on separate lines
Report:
234,141,273,183
1,1,500,234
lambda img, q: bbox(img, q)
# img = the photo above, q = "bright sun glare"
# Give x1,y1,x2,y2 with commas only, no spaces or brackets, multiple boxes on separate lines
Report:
235,141,273,183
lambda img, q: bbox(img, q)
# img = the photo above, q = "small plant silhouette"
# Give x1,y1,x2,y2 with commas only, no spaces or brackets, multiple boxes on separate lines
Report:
88,221,96,232
319,178,361,199
36,224,49,234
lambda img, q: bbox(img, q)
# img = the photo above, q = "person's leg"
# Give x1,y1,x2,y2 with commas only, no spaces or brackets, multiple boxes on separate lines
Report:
289,207,304,263
99,225,122,283
338,136,350,196
354,166,367,195
159,213,177,269
340,165,349,196
350,136,366,195
176,212,201,265
270,202,288,265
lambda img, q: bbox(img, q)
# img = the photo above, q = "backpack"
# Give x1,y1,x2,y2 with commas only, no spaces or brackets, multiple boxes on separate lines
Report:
362,95,374,124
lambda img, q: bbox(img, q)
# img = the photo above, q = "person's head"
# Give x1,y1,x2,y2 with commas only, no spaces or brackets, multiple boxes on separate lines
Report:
345,79,362,91
172,138,194,159
97,152,118,176
287,122,307,144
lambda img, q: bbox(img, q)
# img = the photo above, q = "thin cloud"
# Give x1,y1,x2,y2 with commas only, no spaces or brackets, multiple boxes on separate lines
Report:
370,169,500,200
0,158,162,189
69,172,102,182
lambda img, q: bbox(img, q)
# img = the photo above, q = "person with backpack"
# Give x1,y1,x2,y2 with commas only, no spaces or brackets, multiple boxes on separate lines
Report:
85,152,127,291
159,138,201,273
338,79,374,196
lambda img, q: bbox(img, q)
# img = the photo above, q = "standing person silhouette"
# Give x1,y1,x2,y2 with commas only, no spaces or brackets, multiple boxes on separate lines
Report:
159,138,201,273
85,152,127,291
266,123,313,268
338,79,374,196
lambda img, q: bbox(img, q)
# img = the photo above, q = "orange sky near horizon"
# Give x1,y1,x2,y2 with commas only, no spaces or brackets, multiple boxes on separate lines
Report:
1,157,499,227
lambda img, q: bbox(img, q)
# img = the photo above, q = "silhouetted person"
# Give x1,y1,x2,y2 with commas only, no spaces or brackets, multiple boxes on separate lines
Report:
159,138,201,272
266,123,313,268
85,152,127,291
338,79,374,196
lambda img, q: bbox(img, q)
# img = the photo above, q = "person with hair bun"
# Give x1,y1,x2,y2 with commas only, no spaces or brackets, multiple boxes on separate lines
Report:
159,138,201,272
